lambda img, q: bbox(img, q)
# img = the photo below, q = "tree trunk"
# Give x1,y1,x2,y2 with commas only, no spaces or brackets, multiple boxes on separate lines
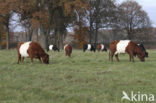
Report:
40,34,47,49
27,28,33,41
54,29,57,45
94,28,98,46
57,31,60,48
25,32,28,41
59,34,64,50
89,12,93,44
60,34,64,49
40,30,47,49
40,25,49,51
32,29,38,42
36,29,39,42
89,26,92,44
127,30,132,40
0,31,2,49
6,28,10,49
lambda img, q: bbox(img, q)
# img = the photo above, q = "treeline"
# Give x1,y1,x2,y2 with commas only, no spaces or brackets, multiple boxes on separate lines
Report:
0,0,152,50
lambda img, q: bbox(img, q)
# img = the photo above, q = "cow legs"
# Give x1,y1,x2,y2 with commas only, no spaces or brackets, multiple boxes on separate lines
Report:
94,49,96,52
68,51,70,57
83,49,86,52
29,54,33,63
115,54,120,62
92,48,95,52
110,52,114,62
30,57,33,63
65,51,68,56
17,54,21,64
38,56,42,63
129,54,132,62
27,51,33,63
69,53,71,57
129,52,134,62
131,56,134,62
21,57,24,63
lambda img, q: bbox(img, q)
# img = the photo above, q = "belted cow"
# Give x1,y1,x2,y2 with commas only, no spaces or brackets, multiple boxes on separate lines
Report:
109,40,146,62
64,44,72,57
96,44,107,52
17,41,49,64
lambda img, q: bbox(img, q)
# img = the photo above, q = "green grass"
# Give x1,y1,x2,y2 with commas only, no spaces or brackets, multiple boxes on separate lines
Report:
0,49,156,103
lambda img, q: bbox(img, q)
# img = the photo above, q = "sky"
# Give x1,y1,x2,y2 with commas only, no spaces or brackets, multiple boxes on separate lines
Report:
118,0,156,27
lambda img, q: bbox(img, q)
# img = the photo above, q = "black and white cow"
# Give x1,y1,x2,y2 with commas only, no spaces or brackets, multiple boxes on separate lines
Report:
138,43,148,57
48,45,59,52
83,44,96,52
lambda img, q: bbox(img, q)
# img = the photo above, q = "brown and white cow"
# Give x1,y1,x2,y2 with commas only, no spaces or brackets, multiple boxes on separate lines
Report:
64,44,72,57
109,40,145,62
96,44,107,52
17,41,49,64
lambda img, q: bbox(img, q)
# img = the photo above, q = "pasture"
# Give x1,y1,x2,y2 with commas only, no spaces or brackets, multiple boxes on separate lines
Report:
0,49,156,103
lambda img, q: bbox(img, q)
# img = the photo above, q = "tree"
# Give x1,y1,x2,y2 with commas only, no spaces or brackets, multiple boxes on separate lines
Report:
0,24,3,49
17,0,89,50
72,22,88,48
88,0,117,45
116,0,152,40
0,0,18,49
18,0,40,42
17,0,51,50
53,0,89,48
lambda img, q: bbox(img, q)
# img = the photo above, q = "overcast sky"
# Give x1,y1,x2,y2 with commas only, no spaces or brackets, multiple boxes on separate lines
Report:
118,0,156,27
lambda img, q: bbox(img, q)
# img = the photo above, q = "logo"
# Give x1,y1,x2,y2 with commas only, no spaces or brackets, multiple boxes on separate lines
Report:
121,91,154,102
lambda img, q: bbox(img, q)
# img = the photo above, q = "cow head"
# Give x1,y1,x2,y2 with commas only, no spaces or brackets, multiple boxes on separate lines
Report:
137,51,145,62
145,52,148,57
42,53,49,64
138,43,148,58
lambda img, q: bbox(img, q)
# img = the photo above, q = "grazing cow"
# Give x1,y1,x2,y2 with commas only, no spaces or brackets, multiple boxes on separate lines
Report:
83,44,96,52
109,40,146,62
96,44,107,52
17,41,49,64
138,43,148,57
64,44,72,57
49,45,59,52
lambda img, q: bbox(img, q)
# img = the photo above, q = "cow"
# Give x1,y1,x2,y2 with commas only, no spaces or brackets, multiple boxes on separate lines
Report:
109,40,146,62
83,44,96,52
17,41,49,64
96,44,107,52
49,45,59,52
138,43,148,57
64,44,72,57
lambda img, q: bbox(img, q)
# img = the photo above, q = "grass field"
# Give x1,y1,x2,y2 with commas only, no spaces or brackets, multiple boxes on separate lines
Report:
0,49,156,103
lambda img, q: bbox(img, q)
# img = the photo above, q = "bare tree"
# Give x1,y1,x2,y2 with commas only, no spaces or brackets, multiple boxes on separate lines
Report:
115,0,152,40
88,0,117,45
